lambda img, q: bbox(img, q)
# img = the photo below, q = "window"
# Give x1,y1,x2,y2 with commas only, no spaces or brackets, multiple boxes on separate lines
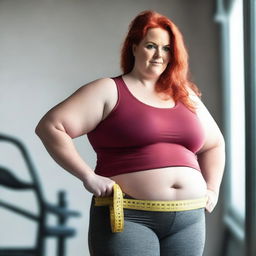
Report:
228,0,245,218
216,0,256,254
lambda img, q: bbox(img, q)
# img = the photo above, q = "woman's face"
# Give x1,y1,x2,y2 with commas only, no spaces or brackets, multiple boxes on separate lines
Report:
132,27,171,78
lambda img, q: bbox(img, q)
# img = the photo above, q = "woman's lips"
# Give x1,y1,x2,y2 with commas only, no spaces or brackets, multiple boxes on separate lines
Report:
150,61,162,65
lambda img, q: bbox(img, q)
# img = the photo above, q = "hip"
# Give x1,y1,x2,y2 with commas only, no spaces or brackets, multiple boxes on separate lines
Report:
89,195,206,254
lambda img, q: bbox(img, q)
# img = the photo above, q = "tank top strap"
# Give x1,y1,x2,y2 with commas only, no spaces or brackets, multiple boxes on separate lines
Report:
111,75,131,102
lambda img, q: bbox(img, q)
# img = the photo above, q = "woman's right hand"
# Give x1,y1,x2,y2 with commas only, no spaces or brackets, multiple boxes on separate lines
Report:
83,172,116,197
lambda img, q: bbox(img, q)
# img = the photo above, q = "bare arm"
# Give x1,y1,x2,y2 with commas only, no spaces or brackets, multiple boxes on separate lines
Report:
35,78,116,197
189,92,226,212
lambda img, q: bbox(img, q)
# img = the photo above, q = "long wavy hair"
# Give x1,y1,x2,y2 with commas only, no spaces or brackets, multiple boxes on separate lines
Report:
121,10,201,111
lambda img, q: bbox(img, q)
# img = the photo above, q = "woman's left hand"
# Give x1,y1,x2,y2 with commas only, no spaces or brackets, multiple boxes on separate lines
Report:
205,189,218,213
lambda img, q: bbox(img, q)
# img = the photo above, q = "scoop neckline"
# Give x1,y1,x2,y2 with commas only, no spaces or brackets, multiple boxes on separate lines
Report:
120,76,179,110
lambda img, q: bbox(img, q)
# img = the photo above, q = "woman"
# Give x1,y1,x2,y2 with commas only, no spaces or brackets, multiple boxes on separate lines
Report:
35,10,225,256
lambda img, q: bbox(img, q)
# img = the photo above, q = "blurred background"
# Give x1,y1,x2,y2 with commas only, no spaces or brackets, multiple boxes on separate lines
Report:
0,0,255,255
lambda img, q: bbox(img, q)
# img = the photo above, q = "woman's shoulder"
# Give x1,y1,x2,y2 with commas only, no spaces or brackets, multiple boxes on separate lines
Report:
75,76,117,101
80,76,119,107
81,77,116,91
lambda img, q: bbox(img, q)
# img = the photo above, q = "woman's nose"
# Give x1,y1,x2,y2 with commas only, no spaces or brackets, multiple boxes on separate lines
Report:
154,47,162,58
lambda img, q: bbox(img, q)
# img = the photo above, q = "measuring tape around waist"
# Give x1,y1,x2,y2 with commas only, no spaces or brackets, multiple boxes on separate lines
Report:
94,184,208,233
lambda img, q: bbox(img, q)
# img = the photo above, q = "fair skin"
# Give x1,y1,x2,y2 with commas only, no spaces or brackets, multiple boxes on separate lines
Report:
35,28,225,213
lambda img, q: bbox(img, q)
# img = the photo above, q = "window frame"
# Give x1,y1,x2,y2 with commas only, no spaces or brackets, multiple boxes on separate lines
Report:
243,0,256,255
214,1,256,255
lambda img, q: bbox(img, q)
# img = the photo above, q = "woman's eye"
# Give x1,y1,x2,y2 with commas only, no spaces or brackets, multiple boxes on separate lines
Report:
146,44,155,49
163,46,171,52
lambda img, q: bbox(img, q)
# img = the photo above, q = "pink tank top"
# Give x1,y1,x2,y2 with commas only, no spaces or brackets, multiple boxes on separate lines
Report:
87,76,205,177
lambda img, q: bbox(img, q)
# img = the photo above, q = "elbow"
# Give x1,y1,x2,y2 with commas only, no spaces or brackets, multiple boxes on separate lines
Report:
213,129,226,149
199,133,226,155
35,119,41,135
35,115,56,139
35,117,67,141
35,119,48,139
212,134,225,152
218,133,226,149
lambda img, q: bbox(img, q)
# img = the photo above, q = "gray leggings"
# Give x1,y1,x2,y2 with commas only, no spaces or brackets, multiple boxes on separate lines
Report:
88,196,206,256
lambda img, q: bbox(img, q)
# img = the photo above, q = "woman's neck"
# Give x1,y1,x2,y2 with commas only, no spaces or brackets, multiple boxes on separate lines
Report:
126,69,160,91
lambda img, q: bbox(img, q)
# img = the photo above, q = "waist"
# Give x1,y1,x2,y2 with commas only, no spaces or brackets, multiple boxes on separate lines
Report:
111,166,207,201
95,194,208,212
94,143,200,177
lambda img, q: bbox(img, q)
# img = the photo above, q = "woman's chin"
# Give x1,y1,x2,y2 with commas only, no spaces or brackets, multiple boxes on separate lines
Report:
146,69,165,78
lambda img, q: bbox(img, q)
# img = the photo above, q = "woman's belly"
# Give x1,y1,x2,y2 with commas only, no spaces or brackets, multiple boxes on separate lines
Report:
111,166,207,201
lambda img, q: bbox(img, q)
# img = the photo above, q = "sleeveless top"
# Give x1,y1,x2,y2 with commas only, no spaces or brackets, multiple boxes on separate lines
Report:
87,76,205,177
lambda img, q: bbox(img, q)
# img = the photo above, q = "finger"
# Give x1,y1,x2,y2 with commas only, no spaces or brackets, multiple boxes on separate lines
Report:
101,188,110,197
94,189,102,197
105,185,114,196
105,181,115,195
206,201,215,213
205,205,212,213
101,185,113,197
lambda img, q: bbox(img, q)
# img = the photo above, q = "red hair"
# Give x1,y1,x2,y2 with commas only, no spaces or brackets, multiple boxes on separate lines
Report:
121,10,201,111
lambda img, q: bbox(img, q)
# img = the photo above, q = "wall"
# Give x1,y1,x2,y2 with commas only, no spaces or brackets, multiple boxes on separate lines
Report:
0,0,224,255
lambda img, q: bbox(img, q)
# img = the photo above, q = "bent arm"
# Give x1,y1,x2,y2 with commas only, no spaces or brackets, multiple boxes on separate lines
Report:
197,105,225,213
189,91,226,212
195,101,226,196
35,78,116,196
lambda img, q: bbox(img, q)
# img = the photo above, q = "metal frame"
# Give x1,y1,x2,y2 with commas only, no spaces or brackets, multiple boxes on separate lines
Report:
0,133,80,256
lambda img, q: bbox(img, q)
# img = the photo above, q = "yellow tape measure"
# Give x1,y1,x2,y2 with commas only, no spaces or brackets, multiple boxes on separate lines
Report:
109,184,124,232
95,184,208,233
